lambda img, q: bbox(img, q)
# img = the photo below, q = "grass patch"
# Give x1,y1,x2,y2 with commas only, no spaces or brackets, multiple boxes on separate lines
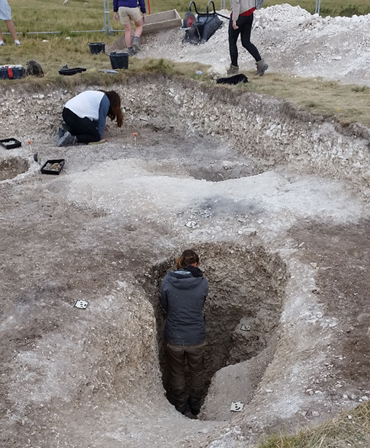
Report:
352,86,367,93
5,0,370,35
255,400,370,448
242,71,370,126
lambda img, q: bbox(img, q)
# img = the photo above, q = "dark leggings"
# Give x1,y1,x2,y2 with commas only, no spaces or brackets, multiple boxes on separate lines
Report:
62,107,100,144
228,13,261,67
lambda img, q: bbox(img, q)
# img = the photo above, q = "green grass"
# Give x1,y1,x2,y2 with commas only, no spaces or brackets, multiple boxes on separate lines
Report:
243,73,370,127
255,400,370,448
3,0,370,35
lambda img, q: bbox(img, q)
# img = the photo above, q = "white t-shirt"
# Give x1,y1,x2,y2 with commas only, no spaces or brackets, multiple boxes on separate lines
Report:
65,91,105,121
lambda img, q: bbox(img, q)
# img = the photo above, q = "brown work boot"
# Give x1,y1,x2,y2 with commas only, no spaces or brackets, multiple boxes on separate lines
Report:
256,59,268,76
227,64,239,75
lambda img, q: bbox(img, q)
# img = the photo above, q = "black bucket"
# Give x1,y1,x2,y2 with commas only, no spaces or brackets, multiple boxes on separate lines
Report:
109,52,129,70
88,42,105,54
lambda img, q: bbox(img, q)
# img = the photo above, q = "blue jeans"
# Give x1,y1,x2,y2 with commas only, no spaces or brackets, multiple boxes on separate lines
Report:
62,107,100,144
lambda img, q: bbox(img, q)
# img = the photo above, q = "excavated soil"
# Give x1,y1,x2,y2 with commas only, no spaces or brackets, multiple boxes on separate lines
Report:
1,6,370,448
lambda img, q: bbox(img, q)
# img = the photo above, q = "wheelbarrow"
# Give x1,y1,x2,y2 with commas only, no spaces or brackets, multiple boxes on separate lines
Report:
182,0,224,45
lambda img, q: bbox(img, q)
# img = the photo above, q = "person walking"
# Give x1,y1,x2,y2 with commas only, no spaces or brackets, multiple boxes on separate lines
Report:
227,0,268,76
0,0,21,46
57,90,124,146
113,0,146,55
160,250,209,416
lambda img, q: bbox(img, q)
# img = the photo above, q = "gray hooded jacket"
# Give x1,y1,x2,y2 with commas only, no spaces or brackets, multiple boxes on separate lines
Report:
160,268,209,345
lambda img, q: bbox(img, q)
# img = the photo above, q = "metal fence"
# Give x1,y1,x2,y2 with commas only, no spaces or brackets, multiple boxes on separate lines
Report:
3,0,119,36
3,0,324,37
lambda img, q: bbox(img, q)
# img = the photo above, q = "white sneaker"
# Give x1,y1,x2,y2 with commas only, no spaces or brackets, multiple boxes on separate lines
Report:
0,41,5,46
15,40,21,46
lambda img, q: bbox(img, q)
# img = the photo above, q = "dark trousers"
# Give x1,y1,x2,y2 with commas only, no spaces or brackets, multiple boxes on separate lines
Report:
62,107,100,144
228,13,261,67
166,340,206,408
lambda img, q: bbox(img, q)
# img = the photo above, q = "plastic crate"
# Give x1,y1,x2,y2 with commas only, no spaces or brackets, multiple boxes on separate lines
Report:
41,159,65,175
0,138,22,149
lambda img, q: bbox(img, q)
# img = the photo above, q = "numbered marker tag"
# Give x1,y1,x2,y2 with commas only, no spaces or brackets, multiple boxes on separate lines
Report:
230,401,244,412
74,300,89,310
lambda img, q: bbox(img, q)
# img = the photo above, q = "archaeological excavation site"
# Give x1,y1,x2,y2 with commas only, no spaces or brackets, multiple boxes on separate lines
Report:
1,70,370,448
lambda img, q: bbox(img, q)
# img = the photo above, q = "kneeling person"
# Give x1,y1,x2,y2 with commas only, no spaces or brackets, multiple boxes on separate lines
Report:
58,90,123,146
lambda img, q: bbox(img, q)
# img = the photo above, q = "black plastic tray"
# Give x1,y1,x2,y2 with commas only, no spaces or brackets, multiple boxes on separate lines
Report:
41,159,65,175
0,138,22,149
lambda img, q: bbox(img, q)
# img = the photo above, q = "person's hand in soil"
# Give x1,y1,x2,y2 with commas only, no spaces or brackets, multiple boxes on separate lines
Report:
88,139,109,145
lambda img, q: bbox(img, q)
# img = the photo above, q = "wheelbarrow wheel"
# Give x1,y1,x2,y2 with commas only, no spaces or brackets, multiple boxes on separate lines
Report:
183,11,196,28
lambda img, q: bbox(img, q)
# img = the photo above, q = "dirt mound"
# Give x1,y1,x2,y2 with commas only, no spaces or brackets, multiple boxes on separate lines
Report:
2,7,370,447
128,5,370,86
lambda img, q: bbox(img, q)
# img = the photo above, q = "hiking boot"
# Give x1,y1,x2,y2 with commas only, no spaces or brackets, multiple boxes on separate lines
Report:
127,47,135,56
132,36,141,54
188,397,201,416
227,64,239,75
256,59,268,76
175,403,186,414
56,127,65,144
57,131,77,147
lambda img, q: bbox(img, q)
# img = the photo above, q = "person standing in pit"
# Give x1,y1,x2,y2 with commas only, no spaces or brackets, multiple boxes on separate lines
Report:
113,0,146,55
160,250,209,416
0,0,21,46
227,0,268,76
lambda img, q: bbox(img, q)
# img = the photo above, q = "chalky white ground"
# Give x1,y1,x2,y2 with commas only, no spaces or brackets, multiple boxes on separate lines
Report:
2,5,370,448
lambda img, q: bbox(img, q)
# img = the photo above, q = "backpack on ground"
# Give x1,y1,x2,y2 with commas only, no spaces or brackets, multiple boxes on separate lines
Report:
26,60,44,77
216,74,248,85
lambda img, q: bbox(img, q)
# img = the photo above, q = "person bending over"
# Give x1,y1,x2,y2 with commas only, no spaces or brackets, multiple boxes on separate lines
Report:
228,0,268,76
160,250,209,416
57,90,123,146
